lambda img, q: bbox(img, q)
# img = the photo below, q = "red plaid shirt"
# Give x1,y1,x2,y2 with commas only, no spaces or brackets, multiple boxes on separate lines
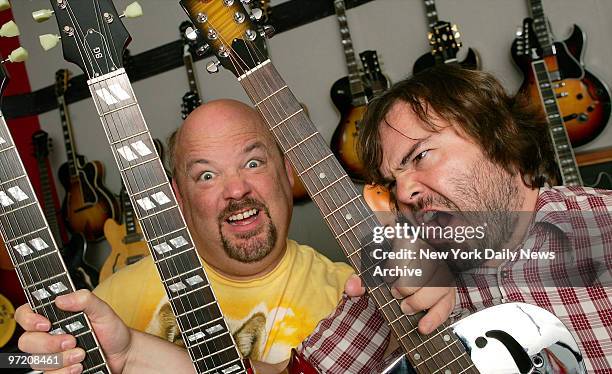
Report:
301,186,612,373
454,186,612,373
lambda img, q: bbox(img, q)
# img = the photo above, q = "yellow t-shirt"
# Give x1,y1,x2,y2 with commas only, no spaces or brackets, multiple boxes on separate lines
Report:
94,239,353,363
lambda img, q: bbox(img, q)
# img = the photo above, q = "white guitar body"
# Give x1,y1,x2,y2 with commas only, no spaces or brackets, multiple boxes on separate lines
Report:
384,303,586,373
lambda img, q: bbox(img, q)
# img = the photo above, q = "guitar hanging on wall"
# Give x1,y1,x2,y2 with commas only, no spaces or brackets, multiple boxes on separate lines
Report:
0,42,111,374
32,130,98,289
179,21,203,119
179,1,587,373
329,0,389,182
54,69,119,242
412,0,481,74
511,0,611,148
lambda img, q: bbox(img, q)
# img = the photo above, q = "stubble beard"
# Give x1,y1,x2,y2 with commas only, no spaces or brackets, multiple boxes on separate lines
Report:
417,160,524,271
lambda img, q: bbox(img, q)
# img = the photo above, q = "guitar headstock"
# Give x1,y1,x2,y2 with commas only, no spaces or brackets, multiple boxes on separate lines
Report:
428,21,462,61
514,18,540,59
32,130,52,161
359,50,386,93
179,0,269,78
34,1,142,79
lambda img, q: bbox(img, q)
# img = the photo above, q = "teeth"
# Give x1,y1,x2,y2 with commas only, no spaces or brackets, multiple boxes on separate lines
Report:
228,208,258,222
423,211,437,223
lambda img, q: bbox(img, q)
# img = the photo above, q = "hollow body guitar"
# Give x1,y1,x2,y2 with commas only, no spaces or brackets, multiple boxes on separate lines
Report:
330,0,389,182
511,0,611,147
412,0,481,74
179,0,587,372
32,130,98,289
55,69,119,242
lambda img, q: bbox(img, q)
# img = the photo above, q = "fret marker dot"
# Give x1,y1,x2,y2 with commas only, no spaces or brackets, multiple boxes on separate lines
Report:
444,370,451,374
443,334,451,342
414,353,420,360
319,172,326,179
345,213,352,220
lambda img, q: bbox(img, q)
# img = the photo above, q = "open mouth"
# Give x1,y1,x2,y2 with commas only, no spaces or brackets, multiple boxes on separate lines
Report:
226,208,260,226
420,210,454,228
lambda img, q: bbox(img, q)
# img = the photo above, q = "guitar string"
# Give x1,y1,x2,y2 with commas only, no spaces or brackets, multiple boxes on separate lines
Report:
213,11,471,372
0,114,70,366
94,8,232,370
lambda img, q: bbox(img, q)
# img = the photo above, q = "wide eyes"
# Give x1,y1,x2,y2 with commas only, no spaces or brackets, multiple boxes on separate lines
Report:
198,171,215,181
246,159,262,168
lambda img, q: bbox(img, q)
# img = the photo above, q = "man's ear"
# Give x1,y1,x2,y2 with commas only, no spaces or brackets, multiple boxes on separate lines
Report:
284,158,295,188
171,178,184,210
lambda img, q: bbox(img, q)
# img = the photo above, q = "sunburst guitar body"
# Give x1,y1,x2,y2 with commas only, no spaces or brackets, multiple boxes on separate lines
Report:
512,20,611,147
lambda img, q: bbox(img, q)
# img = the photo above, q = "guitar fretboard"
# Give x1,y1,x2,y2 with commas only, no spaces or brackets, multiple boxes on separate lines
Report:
36,156,63,246
532,60,582,185
87,69,246,374
423,0,439,28
238,60,477,373
333,0,367,106
57,95,80,177
529,0,554,55
0,112,109,373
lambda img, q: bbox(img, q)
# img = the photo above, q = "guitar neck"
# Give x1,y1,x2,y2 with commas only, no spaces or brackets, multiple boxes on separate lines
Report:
333,0,367,105
423,0,440,28
87,68,246,374
183,49,201,98
35,157,63,245
57,96,79,176
238,60,475,373
528,0,554,55
120,186,140,239
532,60,583,185
0,112,109,372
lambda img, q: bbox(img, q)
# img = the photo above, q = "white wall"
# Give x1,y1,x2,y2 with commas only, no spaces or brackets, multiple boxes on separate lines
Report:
11,0,612,264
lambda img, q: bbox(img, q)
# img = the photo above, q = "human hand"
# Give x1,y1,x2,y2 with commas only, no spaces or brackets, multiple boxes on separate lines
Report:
15,290,131,374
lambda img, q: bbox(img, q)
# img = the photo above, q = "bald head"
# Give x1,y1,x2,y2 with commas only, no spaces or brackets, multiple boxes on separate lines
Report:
169,99,280,177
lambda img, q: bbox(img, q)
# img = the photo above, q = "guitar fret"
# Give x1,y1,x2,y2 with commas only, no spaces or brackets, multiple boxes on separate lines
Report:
168,284,210,301
101,101,138,116
194,345,236,363
0,174,26,187
311,174,350,197
187,331,231,350
25,271,65,290
298,154,334,176
176,300,218,318
323,195,360,219
119,157,157,172
283,132,318,154
138,204,178,221
51,312,86,330
202,358,242,374
333,214,372,239
110,129,150,145
181,316,225,335
0,201,38,217
269,108,303,131
83,363,107,374
162,266,202,284
254,85,288,106
0,144,15,154
457,363,476,374
147,227,184,243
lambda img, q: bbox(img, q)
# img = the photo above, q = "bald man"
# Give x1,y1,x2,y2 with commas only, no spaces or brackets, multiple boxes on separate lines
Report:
90,99,356,368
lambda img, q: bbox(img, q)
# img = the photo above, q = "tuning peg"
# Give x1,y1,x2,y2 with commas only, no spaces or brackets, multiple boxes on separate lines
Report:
261,25,275,39
39,34,61,51
0,20,19,37
185,26,199,41
515,27,523,37
121,1,143,19
250,8,263,21
0,0,10,11
32,8,54,23
195,44,210,56
206,60,220,74
3,47,28,63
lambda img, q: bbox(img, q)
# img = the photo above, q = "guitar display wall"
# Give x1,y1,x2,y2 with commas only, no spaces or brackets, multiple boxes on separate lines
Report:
6,0,612,264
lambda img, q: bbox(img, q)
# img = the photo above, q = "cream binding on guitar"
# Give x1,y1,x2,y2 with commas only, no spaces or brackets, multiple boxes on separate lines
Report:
179,1,587,373
0,42,111,374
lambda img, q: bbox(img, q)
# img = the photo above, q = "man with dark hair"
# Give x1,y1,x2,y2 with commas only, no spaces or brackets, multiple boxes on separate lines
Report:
350,64,612,372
